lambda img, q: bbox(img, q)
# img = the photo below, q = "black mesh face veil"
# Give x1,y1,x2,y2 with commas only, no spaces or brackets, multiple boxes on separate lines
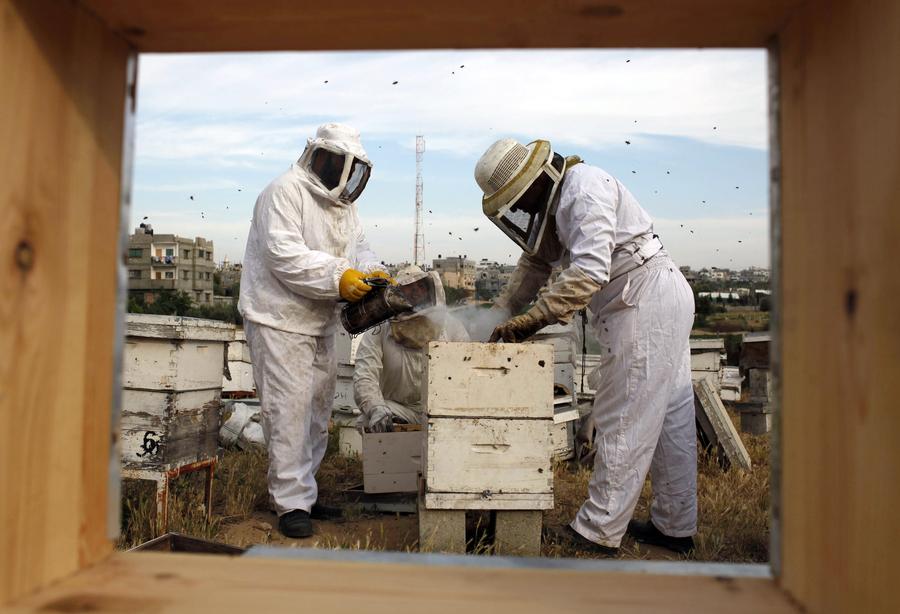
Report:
343,158,371,202
309,148,345,190
492,169,552,247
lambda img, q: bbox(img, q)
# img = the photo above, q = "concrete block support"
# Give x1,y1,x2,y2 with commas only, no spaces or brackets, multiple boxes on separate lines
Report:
418,491,465,553
494,511,543,557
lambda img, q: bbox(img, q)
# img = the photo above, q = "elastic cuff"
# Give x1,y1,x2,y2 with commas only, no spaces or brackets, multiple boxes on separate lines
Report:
332,260,352,294
527,302,555,325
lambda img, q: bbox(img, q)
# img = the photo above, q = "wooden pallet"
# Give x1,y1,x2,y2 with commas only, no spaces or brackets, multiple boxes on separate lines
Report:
693,375,752,471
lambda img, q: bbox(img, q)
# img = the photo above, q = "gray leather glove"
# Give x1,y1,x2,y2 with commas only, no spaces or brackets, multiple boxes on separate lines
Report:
367,405,394,433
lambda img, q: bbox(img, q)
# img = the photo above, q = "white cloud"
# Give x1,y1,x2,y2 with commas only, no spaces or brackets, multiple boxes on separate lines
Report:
133,50,769,270
137,49,767,160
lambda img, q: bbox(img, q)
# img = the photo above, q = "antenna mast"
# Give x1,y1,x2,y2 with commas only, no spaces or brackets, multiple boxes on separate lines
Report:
413,135,425,267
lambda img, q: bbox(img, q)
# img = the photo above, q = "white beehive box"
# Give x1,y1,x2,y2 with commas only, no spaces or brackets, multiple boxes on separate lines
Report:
227,328,252,362
690,338,725,377
335,328,354,365
423,342,555,510
223,327,255,394
223,361,255,394
532,323,578,405
333,362,358,414
362,429,422,493
122,314,234,471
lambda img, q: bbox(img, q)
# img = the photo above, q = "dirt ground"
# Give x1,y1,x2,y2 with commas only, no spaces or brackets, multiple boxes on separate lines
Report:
120,410,770,563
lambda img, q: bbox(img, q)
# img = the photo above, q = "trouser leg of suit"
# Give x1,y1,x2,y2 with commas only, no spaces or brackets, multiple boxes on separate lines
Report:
571,256,696,547
648,346,697,537
245,321,336,516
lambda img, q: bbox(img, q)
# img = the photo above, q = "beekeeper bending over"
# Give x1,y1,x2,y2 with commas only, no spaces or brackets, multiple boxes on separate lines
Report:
474,137,696,555
353,266,469,433
239,123,391,539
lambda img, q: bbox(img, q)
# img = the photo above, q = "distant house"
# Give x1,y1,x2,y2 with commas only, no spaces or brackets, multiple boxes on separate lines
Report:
475,259,515,298
127,229,215,305
432,255,476,291
216,257,242,296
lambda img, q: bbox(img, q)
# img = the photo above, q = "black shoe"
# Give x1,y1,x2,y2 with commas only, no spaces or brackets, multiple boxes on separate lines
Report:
552,526,619,557
627,519,694,554
278,510,313,538
310,502,343,520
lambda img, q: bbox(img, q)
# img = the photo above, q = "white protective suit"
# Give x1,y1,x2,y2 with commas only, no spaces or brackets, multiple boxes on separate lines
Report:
498,163,697,548
239,125,382,516
353,283,470,428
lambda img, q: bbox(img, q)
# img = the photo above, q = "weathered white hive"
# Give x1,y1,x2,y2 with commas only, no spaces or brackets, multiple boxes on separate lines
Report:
532,323,580,461
423,341,555,510
333,327,358,414
690,338,725,380
122,314,234,471
223,327,255,394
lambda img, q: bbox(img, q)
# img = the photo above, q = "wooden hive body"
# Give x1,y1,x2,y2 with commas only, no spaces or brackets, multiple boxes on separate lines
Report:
121,315,234,471
423,342,555,510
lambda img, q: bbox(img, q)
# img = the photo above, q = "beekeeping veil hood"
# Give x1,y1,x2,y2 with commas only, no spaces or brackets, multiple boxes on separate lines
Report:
390,265,446,349
475,138,576,255
298,123,372,205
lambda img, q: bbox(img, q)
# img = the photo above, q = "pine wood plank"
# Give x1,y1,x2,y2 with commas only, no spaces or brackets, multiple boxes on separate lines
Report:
693,376,752,471
5,552,799,613
0,0,131,604
79,0,802,52
778,1,900,612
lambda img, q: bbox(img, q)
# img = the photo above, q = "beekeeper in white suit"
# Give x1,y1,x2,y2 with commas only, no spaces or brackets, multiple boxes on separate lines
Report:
474,137,696,555
353,266,469,433
239,123,391,538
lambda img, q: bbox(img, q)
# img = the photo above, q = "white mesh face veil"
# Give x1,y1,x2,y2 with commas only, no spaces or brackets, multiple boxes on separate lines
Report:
486,142,529,194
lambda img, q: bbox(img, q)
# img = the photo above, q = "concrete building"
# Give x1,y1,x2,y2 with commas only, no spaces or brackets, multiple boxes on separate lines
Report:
127,229,215,304
709,267,731,281
216,257,242,296
475,259,515,299
679,265,697,282
432,255,476,291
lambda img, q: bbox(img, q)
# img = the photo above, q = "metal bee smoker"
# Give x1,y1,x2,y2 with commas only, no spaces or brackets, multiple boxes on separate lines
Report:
340,275,438,335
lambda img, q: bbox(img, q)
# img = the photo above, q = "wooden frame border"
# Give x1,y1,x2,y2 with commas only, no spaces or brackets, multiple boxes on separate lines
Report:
2,1,898,611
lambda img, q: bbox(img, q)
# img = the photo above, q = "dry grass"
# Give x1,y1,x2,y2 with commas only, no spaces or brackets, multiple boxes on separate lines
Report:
121,414,770,562
543,407,770,562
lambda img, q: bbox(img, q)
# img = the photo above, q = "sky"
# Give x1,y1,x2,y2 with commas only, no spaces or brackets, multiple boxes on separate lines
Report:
132,49,769,269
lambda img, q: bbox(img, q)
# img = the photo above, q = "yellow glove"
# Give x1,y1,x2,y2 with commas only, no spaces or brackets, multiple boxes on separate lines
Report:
339,269,372,302
367,270,397,285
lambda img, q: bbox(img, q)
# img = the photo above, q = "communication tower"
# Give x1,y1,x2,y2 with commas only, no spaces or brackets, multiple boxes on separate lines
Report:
414,135,425,267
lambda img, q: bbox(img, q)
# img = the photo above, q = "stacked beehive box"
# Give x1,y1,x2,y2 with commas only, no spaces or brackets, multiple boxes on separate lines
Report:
739,333,772,434
333,327,363,456
222,327,255,396
420,341,554,555
690,338,725,389
531,323,580,460
121,314,234,533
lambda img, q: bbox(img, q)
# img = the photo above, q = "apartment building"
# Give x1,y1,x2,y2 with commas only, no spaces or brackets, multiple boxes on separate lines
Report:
127,229,216,304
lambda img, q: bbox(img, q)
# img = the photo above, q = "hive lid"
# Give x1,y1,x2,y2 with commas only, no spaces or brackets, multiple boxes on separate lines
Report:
126,314,236,341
